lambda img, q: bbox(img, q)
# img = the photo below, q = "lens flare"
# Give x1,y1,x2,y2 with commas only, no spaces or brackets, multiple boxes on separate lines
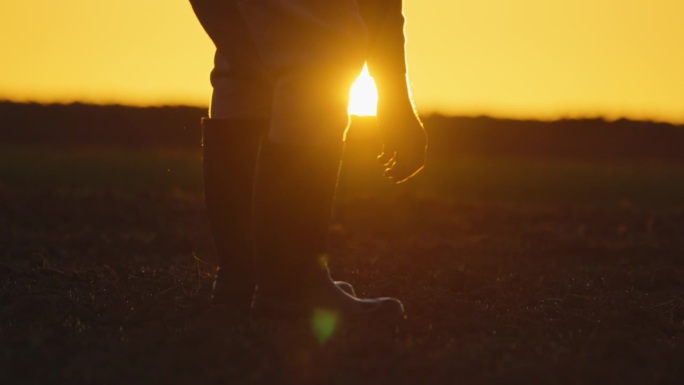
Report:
312,308,339,344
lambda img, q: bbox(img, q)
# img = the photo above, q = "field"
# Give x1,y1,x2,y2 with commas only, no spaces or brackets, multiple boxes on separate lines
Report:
1,114,684,384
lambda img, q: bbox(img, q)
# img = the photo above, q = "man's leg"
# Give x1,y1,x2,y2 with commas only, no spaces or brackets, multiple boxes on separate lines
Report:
234,0,405,320
191,1,270,311
201,118,266,310
251,133,404,320
192,1,356,311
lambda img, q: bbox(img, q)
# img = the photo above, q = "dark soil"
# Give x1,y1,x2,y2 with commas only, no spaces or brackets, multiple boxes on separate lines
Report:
3,103,684,384
2,179,683,384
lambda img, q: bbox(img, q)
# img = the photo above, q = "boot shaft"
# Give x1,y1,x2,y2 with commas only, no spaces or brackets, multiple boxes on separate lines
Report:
252,139,344,297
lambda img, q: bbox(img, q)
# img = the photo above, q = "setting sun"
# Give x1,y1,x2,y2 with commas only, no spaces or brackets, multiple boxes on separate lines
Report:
348,65,378,116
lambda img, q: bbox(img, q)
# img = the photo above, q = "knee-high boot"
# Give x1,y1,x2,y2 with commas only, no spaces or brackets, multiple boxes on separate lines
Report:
202,119,355,312
251,138,405,321
202,118,266,311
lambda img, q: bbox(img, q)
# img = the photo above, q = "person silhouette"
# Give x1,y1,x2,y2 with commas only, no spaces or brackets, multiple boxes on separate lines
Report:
189,0,427,321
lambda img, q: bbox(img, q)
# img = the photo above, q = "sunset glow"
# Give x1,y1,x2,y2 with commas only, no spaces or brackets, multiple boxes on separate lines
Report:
1,1,683,123
348,65,378,116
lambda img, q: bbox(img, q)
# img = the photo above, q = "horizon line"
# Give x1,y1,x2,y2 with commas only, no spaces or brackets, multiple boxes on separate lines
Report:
2,99,682,127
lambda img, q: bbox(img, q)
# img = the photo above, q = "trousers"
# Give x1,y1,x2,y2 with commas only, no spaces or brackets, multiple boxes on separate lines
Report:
191,0,369,144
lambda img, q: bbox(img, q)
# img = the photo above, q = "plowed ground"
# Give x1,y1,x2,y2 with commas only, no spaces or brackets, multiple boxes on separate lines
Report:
2,146,683,384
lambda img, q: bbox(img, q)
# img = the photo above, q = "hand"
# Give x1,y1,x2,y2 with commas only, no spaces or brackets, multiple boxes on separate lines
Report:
377,106,428,184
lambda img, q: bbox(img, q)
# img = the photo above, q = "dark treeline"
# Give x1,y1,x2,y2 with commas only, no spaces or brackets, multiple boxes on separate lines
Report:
424,114,684,160
2,101,683,160
0,102,204,148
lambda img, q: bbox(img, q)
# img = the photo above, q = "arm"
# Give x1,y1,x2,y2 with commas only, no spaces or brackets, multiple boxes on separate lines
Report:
358,0,427,183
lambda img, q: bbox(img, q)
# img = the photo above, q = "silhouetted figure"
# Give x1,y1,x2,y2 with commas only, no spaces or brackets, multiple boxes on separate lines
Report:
190,0,427,322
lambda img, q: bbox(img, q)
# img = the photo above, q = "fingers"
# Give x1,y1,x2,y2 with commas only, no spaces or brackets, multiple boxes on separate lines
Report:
384,158,425,184
376,117,428,183
379,145,426,184
377,148,395,166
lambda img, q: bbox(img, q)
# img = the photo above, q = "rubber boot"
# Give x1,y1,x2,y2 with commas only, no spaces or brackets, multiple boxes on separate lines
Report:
202,119,356,312
202,118,266,312
250,139,405,321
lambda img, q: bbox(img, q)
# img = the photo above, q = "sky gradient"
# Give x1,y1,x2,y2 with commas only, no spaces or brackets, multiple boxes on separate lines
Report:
1,0,682,123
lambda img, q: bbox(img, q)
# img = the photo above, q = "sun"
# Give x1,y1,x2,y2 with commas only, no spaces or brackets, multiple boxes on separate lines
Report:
348,64,378,116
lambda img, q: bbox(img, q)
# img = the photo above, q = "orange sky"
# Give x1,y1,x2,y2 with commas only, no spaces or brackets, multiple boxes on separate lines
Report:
1,0,683,123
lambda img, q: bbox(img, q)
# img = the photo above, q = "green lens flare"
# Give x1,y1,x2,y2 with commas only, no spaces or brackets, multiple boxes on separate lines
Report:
312,308,338,344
